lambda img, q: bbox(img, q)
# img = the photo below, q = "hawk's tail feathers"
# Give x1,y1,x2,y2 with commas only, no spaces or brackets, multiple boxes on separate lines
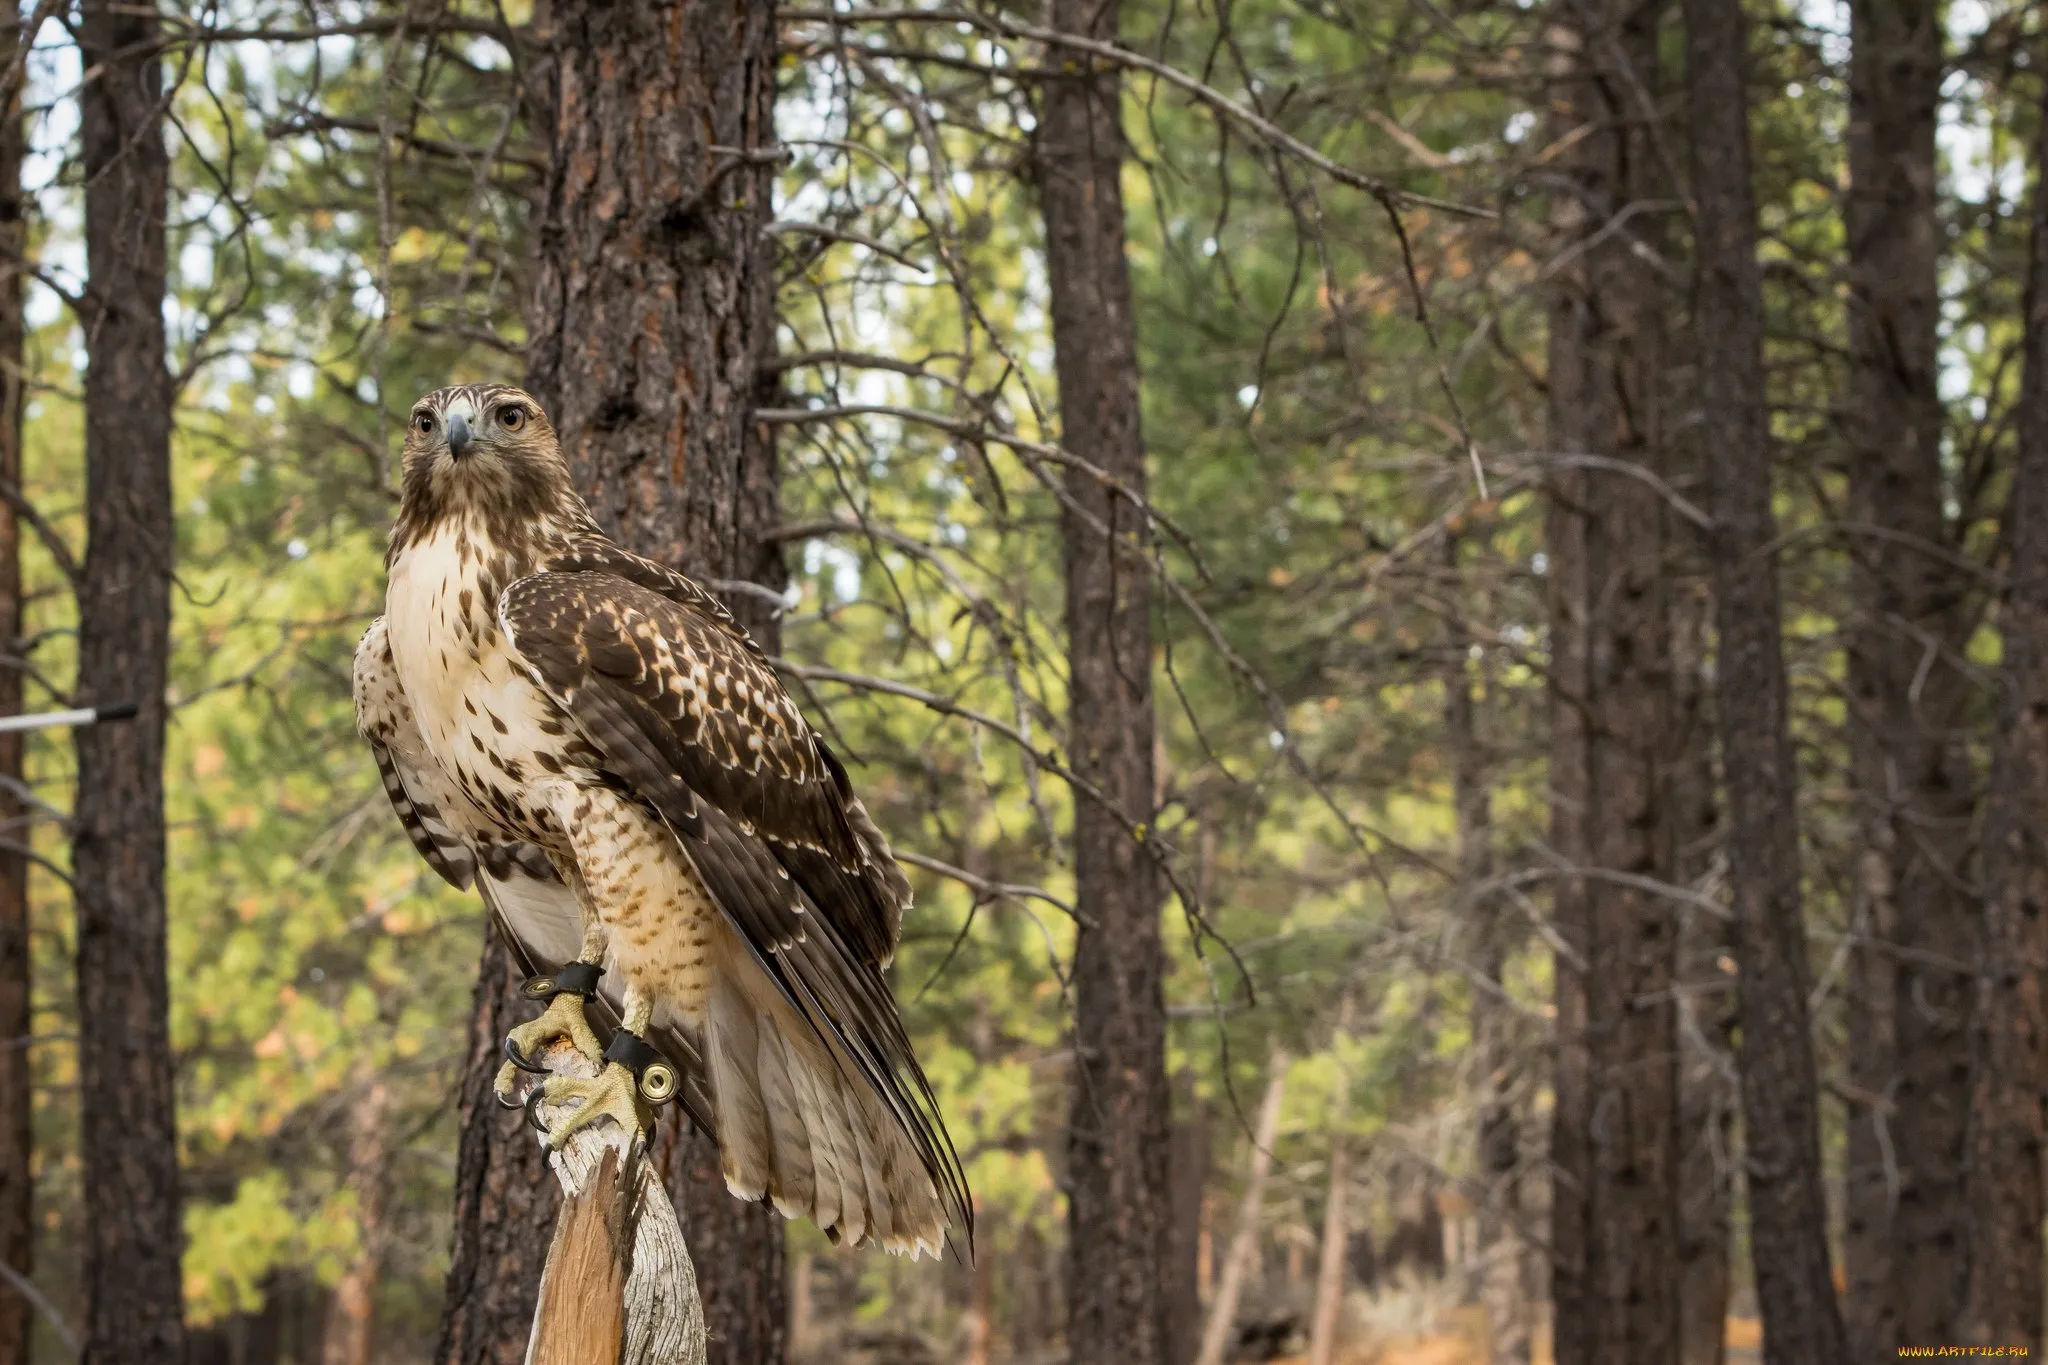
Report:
704,944,949,1259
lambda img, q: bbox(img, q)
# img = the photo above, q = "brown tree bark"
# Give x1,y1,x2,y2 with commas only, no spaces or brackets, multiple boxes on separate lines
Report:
1542,3,1682,1360
1166,1075,1211,1365
323,1080,393,1365
1306,999,1355,1365
1960,74,2048,1356
1541,31,1594,1361
437,3,787,1362
1682,0,1851,1356
0,5,29,1358
71,4,185,1363
1669,559,1730,1365
1036,4,1174,1365
1841,0,1971,1352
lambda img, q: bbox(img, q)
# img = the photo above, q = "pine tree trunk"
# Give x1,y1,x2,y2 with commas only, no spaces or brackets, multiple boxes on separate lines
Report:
438,4,786,1361
1668,538,1729,1365
1037,4,1173,1364
1682,0,1852,1355
0,6,28,1357
324,1080,393,1365
1307,1001,1355,1365
71,4,185,1362
1541,21,1594,1353
1166,1075,1211,1365
1841,0,1971,1351
1194,1054,1289,1365
1542,3,1682,1359
1960,73,2048,1356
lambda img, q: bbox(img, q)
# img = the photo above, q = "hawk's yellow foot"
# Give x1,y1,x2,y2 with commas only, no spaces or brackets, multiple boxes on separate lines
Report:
521,1061,651,1149
491,968,606,1105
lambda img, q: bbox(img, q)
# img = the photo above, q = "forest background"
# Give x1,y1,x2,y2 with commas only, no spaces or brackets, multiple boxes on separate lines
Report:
1,1,2044,1364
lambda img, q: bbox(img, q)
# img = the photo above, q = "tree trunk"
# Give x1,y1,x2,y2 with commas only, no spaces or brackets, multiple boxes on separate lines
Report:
1961,73,2048,1356
1036,5,1173,1365
1668,542,1730,1365
324,1080,393,1365
441,3,786,1357
1542,23,1594,1357
1543,2,1682,1360
1841,0,1971,1352
524,5,786,1363
1682,0,1852,1357
1193,1054,1289,1365
0,6,28,1357
1166,1075,1211,1365
1307,1002,1354,1365
71,5,185,1363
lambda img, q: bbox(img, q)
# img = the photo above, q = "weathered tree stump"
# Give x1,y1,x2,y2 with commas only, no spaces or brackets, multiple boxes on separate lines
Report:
517,1038,705,1365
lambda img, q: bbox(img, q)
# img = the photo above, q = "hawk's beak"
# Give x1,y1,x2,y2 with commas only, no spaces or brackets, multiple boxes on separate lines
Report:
447,412,473,458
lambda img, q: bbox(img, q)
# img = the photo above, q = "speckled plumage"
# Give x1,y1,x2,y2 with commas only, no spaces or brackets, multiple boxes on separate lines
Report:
354,385,966,1256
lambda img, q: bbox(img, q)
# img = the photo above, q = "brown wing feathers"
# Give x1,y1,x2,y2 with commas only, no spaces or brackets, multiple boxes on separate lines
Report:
498,564,970,1247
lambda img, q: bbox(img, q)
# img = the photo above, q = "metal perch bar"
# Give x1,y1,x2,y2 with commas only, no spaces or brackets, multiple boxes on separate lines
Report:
0,701,138,732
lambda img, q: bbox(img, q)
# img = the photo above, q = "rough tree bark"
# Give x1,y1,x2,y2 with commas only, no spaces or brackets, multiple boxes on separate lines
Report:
1841,0,1971,1352
1682,0,1851,1355
1541,26,1594,1359
1960,75,2048,1355
0,6,29,1358
438,5,786,1362
1669,565,1730,1365
1036,4,1174,1365
71,4,185,1363
1542,2,1682,1360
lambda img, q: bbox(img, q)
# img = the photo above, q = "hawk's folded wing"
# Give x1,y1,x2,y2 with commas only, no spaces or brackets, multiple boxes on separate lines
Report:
496,553,968,1248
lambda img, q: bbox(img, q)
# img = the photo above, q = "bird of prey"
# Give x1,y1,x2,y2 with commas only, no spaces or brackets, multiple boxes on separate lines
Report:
352,383,967,1257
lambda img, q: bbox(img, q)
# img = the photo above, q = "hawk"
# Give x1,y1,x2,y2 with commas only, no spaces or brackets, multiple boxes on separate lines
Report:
352,383,967,1257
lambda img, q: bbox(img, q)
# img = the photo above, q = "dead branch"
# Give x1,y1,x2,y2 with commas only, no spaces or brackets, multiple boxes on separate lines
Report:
515,1035,705,1365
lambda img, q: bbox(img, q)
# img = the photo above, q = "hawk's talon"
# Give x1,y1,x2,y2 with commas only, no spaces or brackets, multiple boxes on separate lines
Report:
503,1036,547,1074
500,986,605,1079
523,1084,551,1135
526,1061,652,1150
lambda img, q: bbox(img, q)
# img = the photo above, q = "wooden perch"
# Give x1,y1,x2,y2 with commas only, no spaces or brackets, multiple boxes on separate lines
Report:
516,1037,706,1365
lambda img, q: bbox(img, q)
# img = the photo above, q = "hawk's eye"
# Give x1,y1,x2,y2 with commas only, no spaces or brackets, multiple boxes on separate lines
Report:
413,412,434,435
498,405,525,432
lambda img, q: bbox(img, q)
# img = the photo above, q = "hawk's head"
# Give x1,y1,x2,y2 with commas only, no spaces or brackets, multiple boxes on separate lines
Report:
394,384,588,550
